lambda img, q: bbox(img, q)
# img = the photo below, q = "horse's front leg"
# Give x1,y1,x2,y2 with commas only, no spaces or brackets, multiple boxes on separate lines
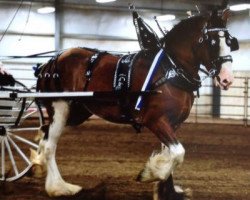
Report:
138,115,185,182
138,115,189,199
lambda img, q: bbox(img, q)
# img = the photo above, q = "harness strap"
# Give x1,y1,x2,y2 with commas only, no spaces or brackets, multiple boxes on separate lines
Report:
151,66,201,92
84,51,107,91
210,55,233,77
113,53,138,91
35,53,62,92
113,52,142,129
135,49,165,110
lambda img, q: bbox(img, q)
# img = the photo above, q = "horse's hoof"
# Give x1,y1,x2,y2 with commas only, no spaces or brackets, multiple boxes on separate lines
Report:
174,186,193,200
154,182,192,200
46,182,82,197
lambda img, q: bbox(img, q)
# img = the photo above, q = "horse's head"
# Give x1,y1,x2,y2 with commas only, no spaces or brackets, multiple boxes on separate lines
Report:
163,9,239,90
199,9,238,90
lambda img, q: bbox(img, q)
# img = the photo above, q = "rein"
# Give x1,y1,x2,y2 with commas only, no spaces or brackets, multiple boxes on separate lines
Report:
0,50,62,61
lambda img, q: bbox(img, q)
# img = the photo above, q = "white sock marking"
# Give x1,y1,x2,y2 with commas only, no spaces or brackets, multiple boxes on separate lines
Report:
139,142,185,182
42,101,82,197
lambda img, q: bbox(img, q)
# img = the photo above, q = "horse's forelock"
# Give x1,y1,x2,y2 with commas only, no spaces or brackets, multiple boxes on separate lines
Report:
208,9,230,28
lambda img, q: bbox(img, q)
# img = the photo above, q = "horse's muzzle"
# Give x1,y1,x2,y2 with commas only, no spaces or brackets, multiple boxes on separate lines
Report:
214,75,233,90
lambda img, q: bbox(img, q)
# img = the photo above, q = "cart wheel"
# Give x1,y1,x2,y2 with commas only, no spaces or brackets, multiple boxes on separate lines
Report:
0,82,44,182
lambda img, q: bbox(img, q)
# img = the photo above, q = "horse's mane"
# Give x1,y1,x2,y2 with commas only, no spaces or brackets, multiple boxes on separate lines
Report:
165,15,208,44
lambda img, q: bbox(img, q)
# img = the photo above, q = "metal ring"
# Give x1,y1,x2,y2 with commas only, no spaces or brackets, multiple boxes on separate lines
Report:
53,73,59,78
199,37,203,43
44,73,50,78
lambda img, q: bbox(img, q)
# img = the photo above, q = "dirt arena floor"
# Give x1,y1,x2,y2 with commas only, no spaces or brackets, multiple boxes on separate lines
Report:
0,119,250,200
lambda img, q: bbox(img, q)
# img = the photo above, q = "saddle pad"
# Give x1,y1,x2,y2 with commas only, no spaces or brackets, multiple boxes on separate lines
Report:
113,53,137,91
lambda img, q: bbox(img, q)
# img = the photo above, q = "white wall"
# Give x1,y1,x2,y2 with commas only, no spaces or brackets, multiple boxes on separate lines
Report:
0,3,249,90
228,12,250,71
0,3,54,56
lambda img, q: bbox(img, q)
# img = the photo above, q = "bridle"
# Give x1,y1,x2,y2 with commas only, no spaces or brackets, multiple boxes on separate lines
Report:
198,25,239,78
151,14,239,94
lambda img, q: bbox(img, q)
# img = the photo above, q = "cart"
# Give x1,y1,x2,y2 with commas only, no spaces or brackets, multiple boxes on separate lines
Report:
0,81,44,181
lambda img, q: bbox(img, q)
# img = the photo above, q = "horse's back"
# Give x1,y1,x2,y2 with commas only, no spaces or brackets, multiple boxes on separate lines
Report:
37,47,119,92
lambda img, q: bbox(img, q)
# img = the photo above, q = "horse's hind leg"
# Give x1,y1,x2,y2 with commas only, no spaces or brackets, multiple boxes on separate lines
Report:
41,100,82,197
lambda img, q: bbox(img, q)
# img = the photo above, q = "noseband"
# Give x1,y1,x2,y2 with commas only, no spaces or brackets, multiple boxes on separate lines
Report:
199,26,239,78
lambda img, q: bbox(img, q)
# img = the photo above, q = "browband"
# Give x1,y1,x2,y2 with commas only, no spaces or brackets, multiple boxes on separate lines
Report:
206,28,228,32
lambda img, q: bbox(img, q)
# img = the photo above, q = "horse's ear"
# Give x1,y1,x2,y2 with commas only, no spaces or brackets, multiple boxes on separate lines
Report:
221,0,229,10
222,8,231,22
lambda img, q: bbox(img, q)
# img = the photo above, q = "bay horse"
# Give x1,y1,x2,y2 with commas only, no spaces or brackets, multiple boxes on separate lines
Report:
32,9,238,199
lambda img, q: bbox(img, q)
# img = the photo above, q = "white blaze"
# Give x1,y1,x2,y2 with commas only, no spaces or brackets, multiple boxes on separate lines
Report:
214,31,234,90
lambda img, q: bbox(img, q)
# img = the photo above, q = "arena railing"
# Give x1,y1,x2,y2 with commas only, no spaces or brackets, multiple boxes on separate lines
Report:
188,77,250,127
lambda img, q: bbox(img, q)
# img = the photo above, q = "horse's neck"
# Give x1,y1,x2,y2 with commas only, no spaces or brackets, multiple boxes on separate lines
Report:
166,45,200,79
164,17,206,78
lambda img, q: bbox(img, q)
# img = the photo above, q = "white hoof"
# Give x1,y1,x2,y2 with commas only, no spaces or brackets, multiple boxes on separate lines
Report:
46,181,82,197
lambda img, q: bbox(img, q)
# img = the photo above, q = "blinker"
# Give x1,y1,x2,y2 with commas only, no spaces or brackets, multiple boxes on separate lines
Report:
226,33,239,51
229,37,239,51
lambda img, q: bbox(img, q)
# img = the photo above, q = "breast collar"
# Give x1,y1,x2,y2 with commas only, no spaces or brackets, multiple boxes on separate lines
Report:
151,52,202,92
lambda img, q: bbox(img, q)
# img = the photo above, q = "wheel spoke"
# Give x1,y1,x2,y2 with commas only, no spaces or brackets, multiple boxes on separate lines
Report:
4,137,19,176
7,135,31,165
8,132,38,149
22,110,37,119
8,127,40,132
1,138,5,180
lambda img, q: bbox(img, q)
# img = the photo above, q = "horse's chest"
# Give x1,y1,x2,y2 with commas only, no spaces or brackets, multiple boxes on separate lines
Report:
164,87,194,122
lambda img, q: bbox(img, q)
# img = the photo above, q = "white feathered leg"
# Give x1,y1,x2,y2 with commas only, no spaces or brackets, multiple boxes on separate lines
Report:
138,142,185,182
44,101,82,197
